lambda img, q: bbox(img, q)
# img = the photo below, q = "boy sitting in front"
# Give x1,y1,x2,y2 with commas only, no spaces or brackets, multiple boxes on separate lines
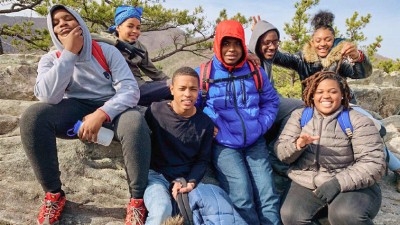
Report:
144,67,245,225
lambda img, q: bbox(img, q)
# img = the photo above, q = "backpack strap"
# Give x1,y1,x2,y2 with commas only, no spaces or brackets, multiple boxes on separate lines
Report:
300,107,314,128
199,60,212,107
337,108,353,138
174,178,194,225
55,40,111,77
91,40,111,75
247,60,263,92
301,107,353,138
207,73,254,83
198,59,263,107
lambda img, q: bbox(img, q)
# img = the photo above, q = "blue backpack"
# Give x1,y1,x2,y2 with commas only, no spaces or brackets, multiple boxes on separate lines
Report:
300,107,353,138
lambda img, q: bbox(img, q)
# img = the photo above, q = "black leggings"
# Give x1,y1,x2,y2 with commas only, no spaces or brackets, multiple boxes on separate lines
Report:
280,181,381,225
20,99,151,198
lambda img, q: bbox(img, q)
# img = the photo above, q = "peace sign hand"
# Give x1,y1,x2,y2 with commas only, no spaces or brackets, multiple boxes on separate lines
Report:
251,15,261,32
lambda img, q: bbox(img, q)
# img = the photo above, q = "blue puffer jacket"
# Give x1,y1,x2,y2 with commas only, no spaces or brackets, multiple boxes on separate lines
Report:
189,184,247,225
195,56,279,148
195,20,279,148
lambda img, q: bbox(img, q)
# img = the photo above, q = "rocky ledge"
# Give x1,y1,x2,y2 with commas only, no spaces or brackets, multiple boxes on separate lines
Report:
0,54,399,224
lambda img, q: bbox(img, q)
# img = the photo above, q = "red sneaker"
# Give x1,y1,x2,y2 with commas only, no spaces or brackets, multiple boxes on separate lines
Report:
37,192,66,225
125,198,147,225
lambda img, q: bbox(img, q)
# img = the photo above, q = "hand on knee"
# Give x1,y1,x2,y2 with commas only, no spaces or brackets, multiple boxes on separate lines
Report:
314,178,340,203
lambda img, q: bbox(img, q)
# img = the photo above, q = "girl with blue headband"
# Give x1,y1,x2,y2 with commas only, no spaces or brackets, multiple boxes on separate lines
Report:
93,5,172,106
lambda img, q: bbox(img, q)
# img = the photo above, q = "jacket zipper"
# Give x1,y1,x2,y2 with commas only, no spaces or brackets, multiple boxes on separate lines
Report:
230,71,247,147
312,116,324,189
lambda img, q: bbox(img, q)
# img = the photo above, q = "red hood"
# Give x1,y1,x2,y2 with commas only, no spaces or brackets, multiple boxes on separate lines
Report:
214,20,247,71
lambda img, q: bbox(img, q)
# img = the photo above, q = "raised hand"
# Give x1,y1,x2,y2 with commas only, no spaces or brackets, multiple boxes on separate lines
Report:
296,133,320,150
341,41,360,61
58,26,84,55
251,15,261,31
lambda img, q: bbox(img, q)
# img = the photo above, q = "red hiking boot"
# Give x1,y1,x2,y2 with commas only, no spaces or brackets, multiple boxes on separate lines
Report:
125,198,147,225
37,192,66,225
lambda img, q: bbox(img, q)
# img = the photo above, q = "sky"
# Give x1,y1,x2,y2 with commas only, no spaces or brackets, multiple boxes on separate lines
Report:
159,0,399,59
2,0,399,59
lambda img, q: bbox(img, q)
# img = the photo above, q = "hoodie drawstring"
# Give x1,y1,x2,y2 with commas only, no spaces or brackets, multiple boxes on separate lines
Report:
240,79,247,105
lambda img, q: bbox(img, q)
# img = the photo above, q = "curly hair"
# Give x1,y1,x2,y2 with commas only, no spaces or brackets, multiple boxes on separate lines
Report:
302,71,351,109
311,10,335,36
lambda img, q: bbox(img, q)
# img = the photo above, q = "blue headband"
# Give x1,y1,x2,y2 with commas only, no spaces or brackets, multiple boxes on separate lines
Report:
108,6,143,32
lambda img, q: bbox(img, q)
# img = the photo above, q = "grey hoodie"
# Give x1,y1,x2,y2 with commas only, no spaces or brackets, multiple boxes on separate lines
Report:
35,5,139,120
248,20,280,87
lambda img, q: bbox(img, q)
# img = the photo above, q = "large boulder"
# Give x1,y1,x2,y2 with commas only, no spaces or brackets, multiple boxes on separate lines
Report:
349,69,400,118
383,115,400,155
352,86,400,118
0,115,19,135
0,54,39,101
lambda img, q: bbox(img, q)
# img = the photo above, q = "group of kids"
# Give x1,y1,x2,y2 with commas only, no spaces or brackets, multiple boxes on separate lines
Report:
20,4,400,225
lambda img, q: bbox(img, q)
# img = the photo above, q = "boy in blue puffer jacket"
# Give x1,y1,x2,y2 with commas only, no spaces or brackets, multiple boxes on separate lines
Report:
195,20,281,225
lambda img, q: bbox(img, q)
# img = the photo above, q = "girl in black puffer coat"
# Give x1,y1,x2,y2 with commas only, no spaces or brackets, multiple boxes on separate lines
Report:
274,10,372,93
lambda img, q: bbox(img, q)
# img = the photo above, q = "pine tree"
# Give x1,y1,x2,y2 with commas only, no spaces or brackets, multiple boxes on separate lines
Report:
0,0,250,61
273,0,319,98
344,11,382,62
0,0,46,54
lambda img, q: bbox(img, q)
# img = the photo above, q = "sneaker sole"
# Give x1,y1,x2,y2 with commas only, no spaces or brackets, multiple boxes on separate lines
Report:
37,219,60,225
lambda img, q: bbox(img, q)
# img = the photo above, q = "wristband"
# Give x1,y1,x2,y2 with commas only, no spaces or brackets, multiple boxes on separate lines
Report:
350,50,364,63
356,50,364,63
97,109,110,122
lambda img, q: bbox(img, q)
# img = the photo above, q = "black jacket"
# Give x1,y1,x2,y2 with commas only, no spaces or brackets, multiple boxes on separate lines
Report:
273,40,372,81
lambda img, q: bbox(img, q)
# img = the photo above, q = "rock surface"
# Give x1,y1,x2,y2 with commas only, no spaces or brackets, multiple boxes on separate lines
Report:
0,54,399,224
348,69,400,118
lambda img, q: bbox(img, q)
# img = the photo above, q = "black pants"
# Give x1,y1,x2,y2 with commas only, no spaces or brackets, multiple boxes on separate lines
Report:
138,80,172,106
265,96,304,176
280,181,381,225
20,99,151,198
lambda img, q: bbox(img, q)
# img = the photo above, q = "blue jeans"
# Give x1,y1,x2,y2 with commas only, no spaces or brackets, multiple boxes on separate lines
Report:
143,170,174,225
213,138,281,225
387,149,400,171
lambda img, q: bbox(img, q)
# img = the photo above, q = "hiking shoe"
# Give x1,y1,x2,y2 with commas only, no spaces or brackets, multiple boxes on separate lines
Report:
37,192,66,225
125,198,147,225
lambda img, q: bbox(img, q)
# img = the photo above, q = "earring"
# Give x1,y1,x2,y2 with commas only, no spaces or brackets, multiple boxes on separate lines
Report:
341,97,344,99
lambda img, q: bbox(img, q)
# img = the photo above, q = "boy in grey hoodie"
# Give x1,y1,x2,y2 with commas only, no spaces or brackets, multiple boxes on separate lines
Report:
248,20,304,187
20,5,150,225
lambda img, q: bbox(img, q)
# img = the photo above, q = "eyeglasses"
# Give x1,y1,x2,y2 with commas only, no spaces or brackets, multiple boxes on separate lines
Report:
261,40,281,47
